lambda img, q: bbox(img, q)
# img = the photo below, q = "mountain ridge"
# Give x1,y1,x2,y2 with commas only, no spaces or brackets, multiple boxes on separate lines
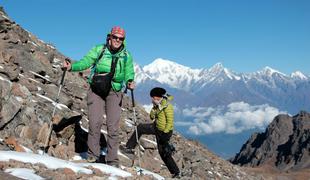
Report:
136,58,309,91
135,58,310,114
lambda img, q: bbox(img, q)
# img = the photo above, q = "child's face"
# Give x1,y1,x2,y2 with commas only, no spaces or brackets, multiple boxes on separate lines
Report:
151,96,162,105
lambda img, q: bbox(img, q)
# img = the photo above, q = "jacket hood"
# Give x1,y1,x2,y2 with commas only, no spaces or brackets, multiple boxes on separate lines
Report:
160,95,174,107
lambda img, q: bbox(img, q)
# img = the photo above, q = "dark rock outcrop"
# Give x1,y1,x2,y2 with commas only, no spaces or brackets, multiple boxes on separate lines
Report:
231,111,310,171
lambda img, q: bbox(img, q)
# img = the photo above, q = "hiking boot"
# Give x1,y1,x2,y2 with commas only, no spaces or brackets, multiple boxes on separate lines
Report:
95,155,106,164
87,155,97,163
107,161,119,168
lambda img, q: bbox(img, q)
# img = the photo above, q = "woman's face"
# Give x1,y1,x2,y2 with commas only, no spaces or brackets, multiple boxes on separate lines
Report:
109,33,124,50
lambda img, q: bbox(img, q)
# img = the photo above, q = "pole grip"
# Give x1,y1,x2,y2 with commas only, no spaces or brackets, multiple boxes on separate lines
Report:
60,68,67,85
130,89,135,107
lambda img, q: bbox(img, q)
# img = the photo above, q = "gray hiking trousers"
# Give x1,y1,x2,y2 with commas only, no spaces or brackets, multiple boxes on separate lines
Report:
87,88,122,163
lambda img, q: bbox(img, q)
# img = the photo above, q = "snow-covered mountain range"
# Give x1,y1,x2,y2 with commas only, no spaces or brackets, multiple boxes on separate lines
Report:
135,58,310,114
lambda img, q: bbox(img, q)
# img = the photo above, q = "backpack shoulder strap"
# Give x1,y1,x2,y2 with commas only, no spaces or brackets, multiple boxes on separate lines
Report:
87,44,106,82
95,44,106,64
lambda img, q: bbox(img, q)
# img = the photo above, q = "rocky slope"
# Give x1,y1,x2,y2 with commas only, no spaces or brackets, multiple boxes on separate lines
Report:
0,6,263,179
231,111,310,172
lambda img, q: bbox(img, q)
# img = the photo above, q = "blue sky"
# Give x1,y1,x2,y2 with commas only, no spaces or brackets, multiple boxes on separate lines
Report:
2,0,310,75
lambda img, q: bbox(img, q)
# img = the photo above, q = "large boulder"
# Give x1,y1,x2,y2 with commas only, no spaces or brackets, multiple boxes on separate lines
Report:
231,111,310,171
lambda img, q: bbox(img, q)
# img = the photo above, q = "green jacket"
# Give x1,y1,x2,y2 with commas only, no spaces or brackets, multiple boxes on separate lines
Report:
71,44,135,92
150,96,174,133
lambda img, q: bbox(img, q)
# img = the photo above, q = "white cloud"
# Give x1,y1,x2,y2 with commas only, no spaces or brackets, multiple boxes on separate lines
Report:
188,126,202,135
182,102,287,135
183,106,216,119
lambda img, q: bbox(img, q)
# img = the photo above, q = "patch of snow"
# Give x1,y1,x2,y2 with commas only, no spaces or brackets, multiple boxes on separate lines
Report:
141,137,157,146
1,14,10,20
47,44,56,49
53,58,61,63
27,77,40,84
215,171,222,177
29,71,51,82
37,86,42,91
20,145,33,153
80,125,88,132
118,151,131,160
1,151,134,178
5,168,44,180
29,41,38,47
52,64,61,69
0,151,92,174
125,120,133,127
35,93,69,110
37,150,44,155
0,75,11,83
0,65,3,69
18,73,24,77
31,99,38,103
79,163,132,178
38,39,45,44
15,96,23,102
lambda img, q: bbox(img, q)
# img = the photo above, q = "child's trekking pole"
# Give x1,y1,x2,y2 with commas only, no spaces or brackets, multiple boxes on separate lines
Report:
43,67,67,153
130,89,143,174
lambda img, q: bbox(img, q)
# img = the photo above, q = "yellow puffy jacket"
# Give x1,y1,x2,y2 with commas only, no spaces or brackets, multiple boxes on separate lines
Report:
150,95,174,133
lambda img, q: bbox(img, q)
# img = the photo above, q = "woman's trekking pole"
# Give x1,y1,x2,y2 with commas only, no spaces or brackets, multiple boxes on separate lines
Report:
43,67,67,153
130,89,143,174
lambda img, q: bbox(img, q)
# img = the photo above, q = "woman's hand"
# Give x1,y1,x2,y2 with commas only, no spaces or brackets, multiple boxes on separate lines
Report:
63,58,72,70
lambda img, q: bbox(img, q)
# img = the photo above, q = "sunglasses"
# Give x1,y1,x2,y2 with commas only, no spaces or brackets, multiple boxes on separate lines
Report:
111,35,125,41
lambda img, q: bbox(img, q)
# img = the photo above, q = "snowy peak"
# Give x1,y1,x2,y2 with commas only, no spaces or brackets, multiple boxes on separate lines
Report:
209,62,224,72
201,62,241,81
143,58,198,75
134,63,152,84
291,71,308,80
260,66,286,77
142,58,201,90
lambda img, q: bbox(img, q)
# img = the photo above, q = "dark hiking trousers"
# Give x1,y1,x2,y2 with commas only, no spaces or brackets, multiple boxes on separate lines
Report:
87,88,122,163
126,123,180,175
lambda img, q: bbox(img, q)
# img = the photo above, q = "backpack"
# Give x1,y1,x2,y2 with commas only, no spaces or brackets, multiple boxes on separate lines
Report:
89,45,117,98
88,44,129,98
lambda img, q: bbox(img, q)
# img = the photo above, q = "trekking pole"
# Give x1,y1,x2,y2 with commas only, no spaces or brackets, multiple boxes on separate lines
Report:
130,89,143,174
43,67,67,154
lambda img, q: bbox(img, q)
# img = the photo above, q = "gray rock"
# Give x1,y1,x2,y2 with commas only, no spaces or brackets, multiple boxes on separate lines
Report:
0,90,22,129
231,111,310,171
